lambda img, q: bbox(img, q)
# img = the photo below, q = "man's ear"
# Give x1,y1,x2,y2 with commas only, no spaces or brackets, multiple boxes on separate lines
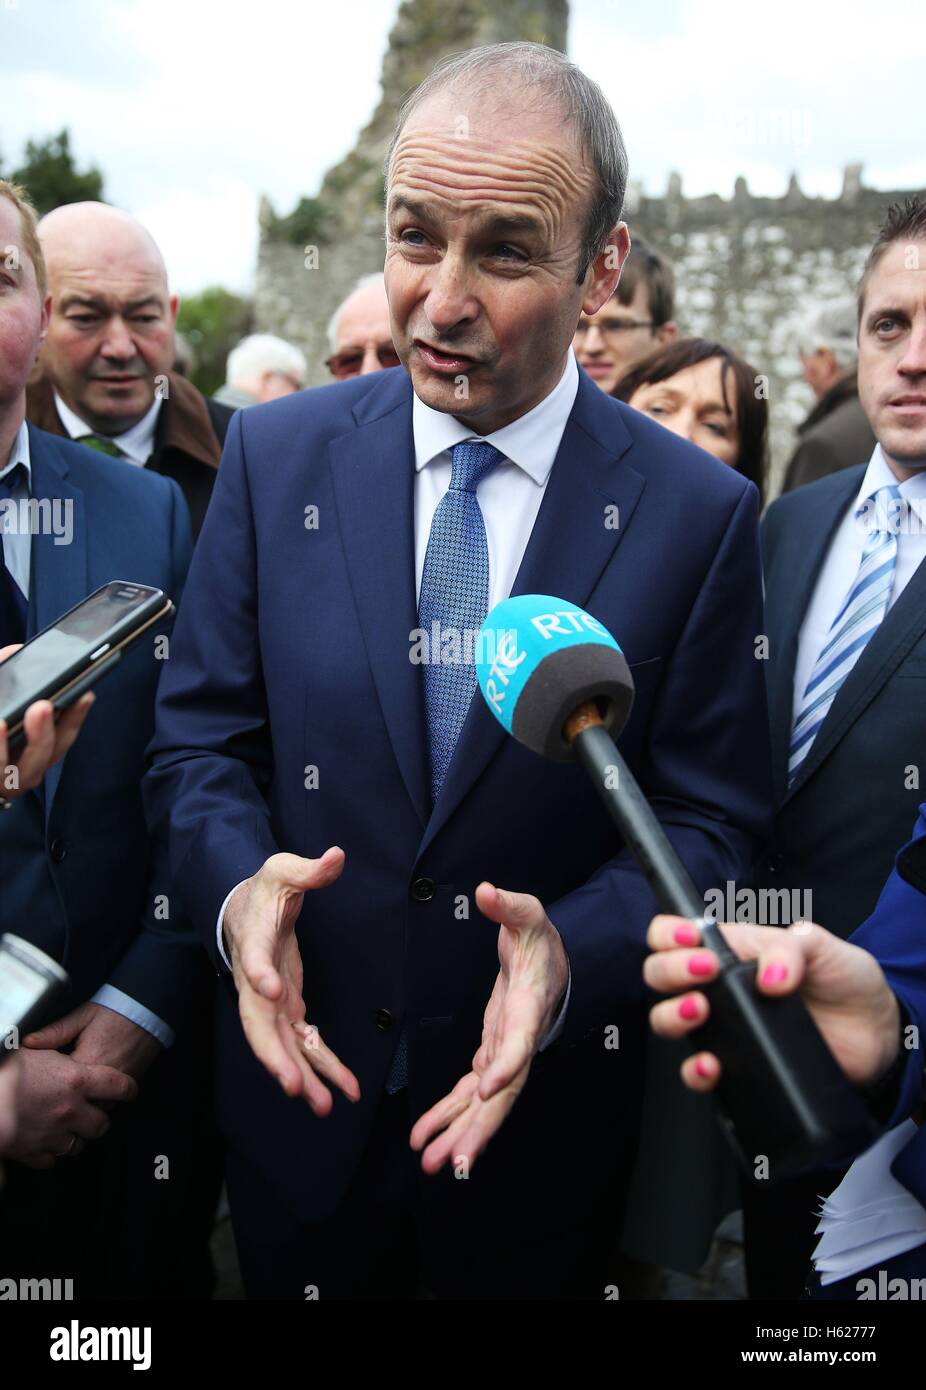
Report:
39,292,51,343
582,223,630,317
168,293,180,327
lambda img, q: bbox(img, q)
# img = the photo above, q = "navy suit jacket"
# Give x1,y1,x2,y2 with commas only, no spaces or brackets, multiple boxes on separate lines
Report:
758,465,926,939
144,365,774,1221
852,808,926,1212
0,425,200,1029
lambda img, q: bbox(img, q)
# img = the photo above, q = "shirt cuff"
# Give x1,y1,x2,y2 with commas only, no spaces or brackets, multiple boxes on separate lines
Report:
91,985,174,1048
216,880,248,970
539,966,571,1051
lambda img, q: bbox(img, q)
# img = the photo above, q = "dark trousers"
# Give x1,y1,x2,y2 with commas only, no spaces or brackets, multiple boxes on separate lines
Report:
0,1014,223,1301
743,1168,844,1300
226,1089,634,1301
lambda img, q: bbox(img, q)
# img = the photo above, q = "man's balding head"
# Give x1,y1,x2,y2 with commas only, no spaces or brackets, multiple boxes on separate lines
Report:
38,201,178,435
382,43,630,432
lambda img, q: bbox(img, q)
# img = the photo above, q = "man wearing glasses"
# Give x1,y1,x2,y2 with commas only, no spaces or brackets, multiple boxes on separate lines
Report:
574,238,677,394
325,272,401,380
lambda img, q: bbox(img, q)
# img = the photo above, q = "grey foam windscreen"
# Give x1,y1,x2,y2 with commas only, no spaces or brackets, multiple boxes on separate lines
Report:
510,643,635,761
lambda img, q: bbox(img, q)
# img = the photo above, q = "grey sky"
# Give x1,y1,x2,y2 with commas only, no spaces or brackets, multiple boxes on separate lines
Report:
1,0,922,295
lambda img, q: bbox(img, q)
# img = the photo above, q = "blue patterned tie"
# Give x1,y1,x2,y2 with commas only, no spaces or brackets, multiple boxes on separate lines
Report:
386,439,503,1093
0,465,27,649
789,483,902,785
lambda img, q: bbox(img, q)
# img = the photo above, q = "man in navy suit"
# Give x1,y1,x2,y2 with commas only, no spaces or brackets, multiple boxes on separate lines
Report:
0,179,216,1297
642,804,926,1296
747,195,926,1298
145,43,773,1299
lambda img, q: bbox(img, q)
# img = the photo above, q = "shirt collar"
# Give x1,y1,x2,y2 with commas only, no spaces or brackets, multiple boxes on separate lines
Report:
53,390,162,466
855,441,926,504
412,349,579,485
0,419,31,489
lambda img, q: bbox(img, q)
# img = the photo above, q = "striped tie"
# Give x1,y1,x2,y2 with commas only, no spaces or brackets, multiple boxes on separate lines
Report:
788,484,902,786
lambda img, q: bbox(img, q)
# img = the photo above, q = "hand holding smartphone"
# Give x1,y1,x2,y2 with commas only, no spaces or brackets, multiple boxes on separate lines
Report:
0,581,173,794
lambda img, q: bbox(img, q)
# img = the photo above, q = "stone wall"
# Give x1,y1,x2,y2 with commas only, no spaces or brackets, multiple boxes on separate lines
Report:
253,0,924,491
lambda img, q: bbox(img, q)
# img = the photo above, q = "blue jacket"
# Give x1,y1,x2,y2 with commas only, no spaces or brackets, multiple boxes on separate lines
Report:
0,425,199,1030
853,807,926,1209
144,365,775,1220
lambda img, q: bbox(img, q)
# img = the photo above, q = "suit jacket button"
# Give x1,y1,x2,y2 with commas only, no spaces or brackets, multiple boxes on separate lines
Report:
49,837,67,863
410,876,435,902
373,1008,395,1031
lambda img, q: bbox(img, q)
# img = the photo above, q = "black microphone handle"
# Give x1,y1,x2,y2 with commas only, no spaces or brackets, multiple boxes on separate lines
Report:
570,722,879,1182
571,724,737,965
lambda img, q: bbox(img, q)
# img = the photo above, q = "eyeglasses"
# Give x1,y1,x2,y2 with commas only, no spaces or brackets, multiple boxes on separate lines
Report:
575,318,655,343
325,345,402,379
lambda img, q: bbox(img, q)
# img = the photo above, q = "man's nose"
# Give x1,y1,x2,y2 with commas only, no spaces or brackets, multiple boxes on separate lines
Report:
423,256,477,337
98,317,136,360
897,320,926,377
582,324,607,353
360,343,382,376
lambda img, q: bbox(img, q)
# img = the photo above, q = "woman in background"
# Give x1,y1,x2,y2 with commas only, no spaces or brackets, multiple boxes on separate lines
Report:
613,336,768,507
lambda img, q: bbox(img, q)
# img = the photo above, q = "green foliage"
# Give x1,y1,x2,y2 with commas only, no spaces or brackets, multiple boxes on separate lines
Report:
177,287,254,397
264,196,334,247
7,129,104,214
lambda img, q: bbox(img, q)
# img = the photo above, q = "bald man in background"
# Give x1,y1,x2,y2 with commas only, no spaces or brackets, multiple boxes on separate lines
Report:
325,272,400,380
27,202,230,539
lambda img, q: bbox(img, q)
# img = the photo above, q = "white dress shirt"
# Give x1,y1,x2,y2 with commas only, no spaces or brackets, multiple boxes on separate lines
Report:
1,422,172,1046
792,444,926,725
54,391,161,466
217,352,582,1045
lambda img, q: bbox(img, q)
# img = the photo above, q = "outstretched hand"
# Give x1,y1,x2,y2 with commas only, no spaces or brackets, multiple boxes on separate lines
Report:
410,882,568,1175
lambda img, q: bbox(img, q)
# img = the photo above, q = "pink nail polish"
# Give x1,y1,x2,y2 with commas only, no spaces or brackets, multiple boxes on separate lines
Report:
687,953,715,977
761,963,788,987
679,997,699,1021
673,924,698,946
695,1057,712,1078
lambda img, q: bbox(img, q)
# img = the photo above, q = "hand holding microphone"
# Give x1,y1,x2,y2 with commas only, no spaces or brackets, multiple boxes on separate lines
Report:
472,593,881,1182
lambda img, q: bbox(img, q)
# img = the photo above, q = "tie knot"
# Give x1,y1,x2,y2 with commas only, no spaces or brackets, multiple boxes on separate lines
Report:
76,433,125,459
857,483,904,537
449,439,503,493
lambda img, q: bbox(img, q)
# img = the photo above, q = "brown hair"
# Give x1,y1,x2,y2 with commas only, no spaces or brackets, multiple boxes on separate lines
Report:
612,336,768,506
0,180,47,301
857,196,926,326
615,238,675,326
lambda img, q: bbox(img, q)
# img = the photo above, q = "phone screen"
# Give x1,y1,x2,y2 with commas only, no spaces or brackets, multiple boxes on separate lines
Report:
0,583,155,711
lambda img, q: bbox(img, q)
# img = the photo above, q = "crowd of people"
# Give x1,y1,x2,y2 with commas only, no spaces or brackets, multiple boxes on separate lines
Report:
0,38,924,1303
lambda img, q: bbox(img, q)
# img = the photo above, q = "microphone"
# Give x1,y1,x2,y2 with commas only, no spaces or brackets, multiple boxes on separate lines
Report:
476,594,879,1183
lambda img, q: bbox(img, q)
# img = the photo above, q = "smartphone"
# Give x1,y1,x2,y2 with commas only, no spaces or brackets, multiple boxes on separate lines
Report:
0,934,69,1059
0,581,173,757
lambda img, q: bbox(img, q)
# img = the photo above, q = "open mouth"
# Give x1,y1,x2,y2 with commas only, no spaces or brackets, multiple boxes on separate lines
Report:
414,341,480,374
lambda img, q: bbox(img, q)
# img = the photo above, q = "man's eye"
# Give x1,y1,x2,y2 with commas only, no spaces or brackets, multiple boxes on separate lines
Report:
492,244,526,261
399,229,428,247
876,319,899,334
67,314,96,325
133,315,158,324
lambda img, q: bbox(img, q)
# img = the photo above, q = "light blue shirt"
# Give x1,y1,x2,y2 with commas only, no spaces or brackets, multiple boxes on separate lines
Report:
1,422,172,1047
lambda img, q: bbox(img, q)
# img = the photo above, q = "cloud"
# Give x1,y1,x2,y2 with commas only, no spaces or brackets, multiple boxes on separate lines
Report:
1,0,922,292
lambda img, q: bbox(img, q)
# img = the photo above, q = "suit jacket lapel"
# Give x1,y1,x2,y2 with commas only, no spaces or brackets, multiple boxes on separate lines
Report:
418,371,644,858
328,373,431,829
767,470,861,804
789,546,926,795
26,426,87,818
